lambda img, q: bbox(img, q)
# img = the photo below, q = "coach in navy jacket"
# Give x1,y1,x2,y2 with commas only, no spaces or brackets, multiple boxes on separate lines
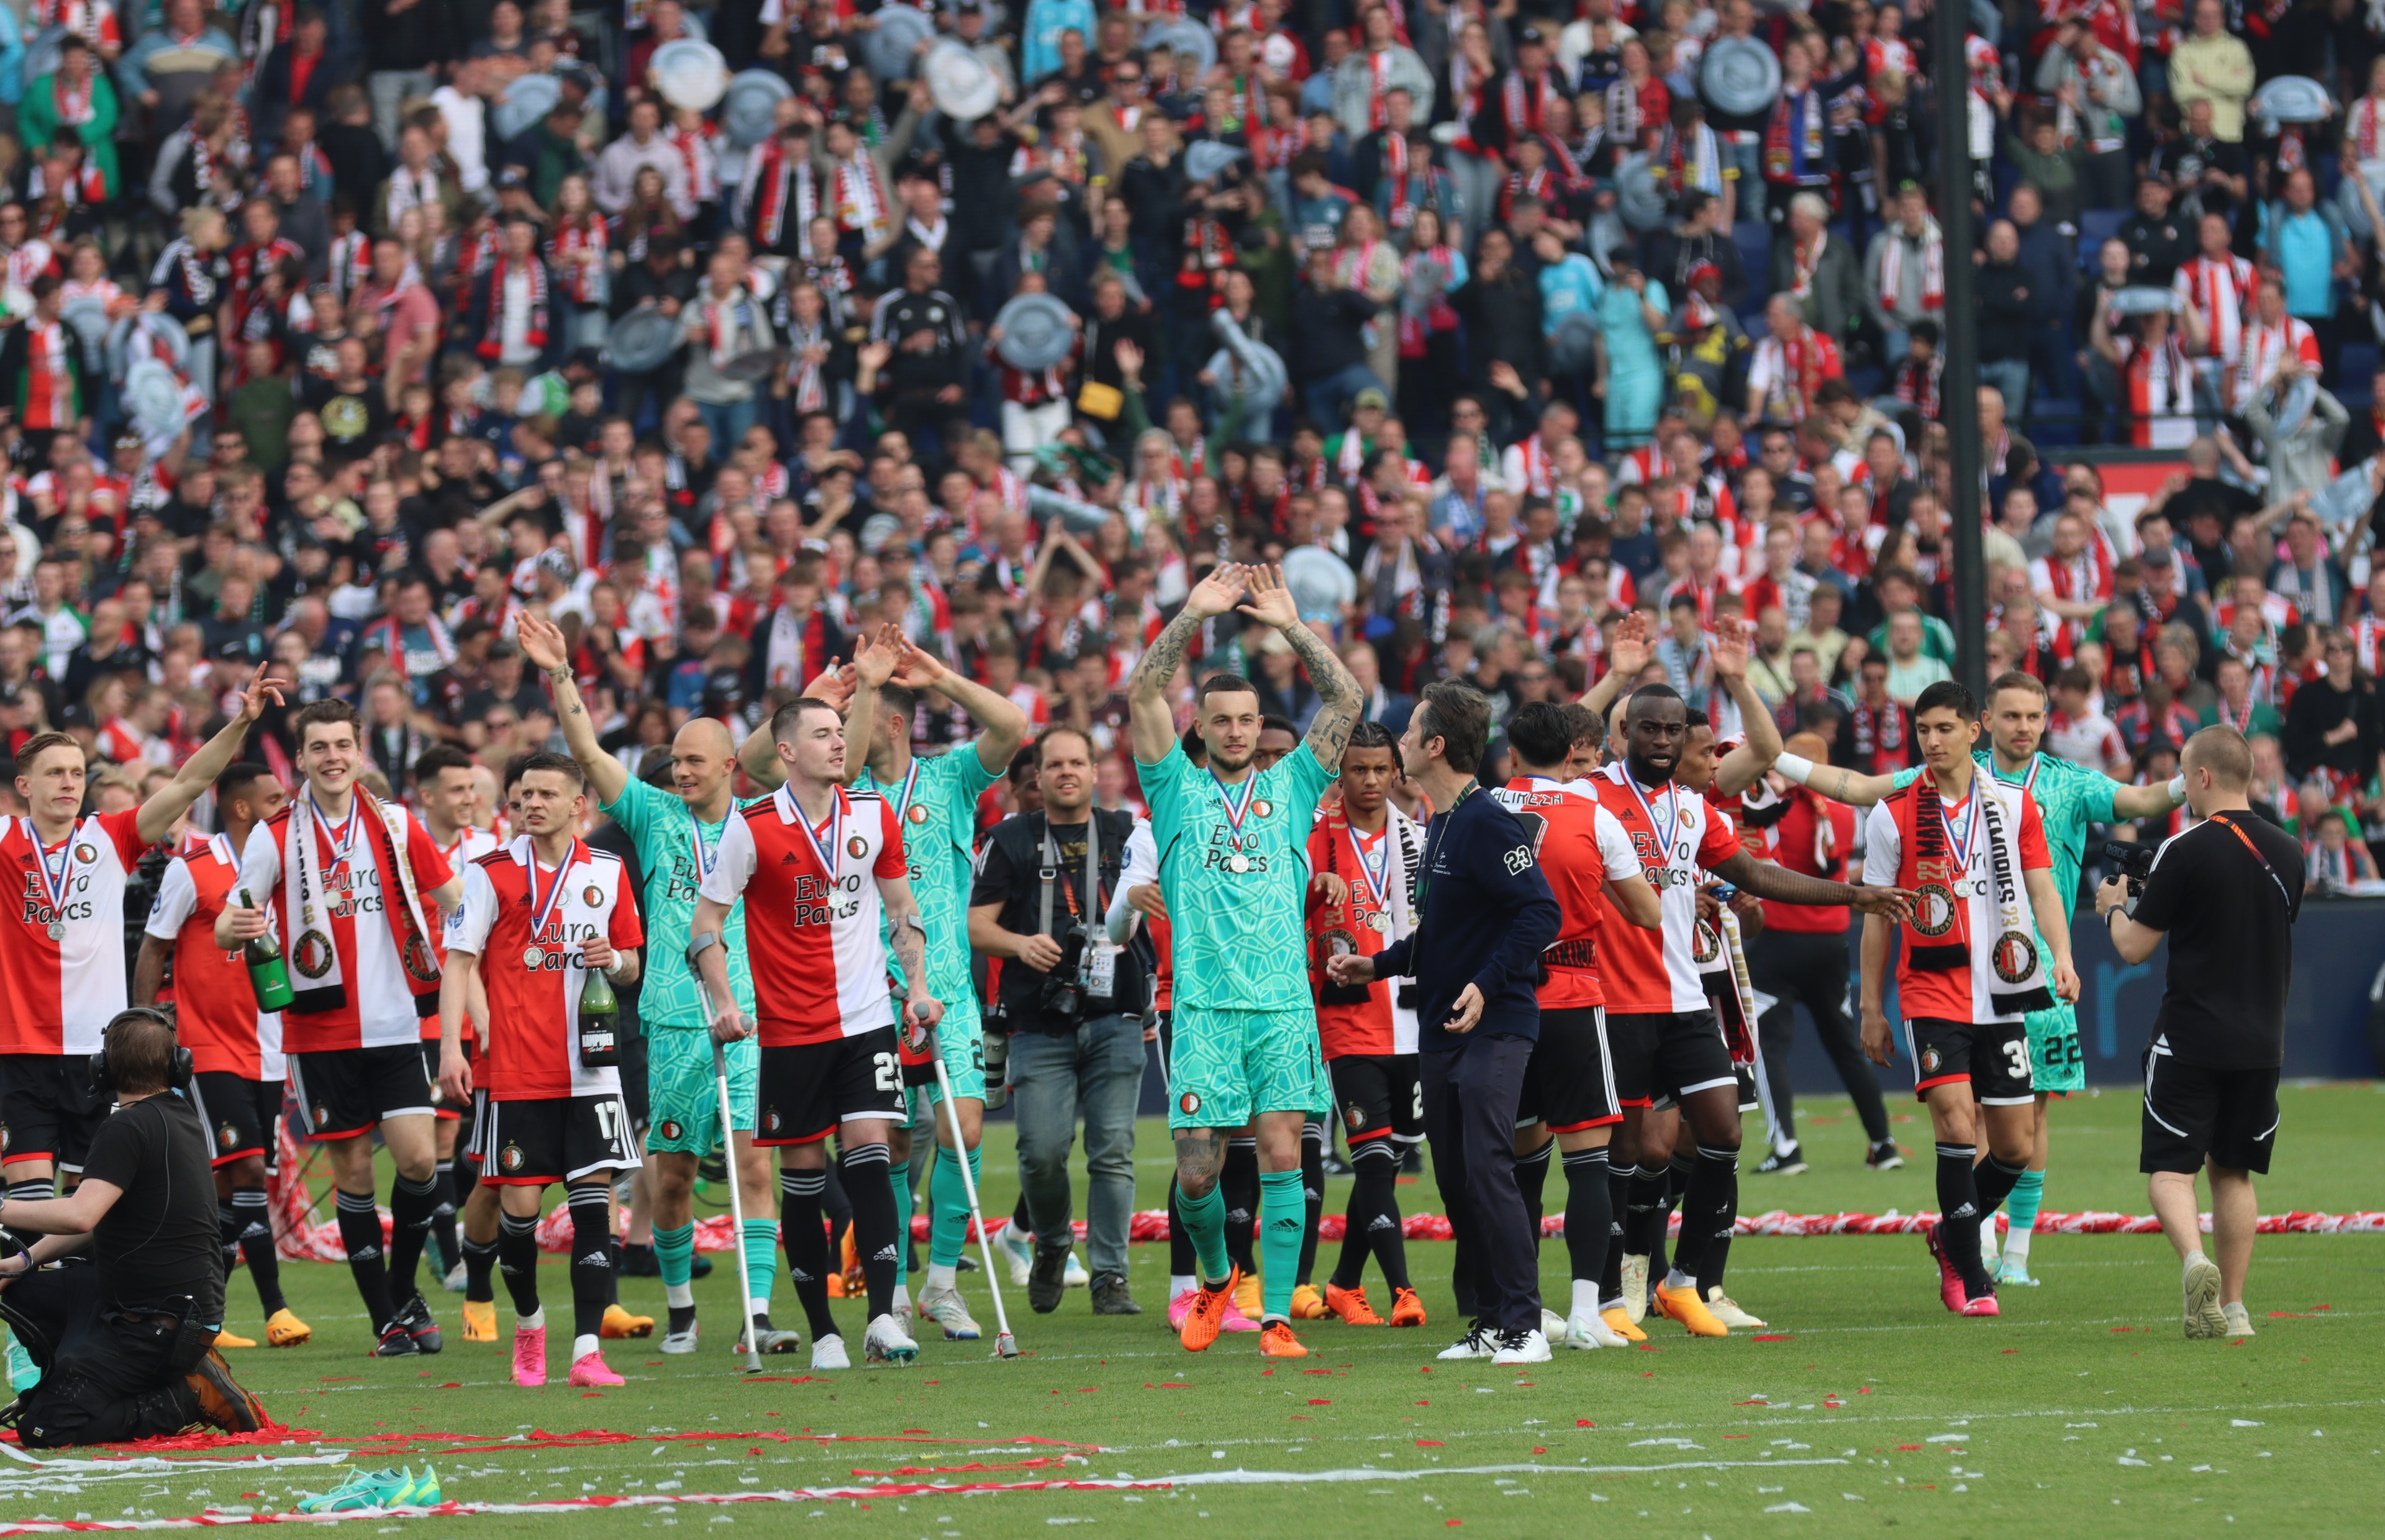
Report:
1336,680,1560,1357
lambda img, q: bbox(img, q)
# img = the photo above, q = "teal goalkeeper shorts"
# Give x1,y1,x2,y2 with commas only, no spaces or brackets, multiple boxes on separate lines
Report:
1165,1005,1330,1131
2025,999,2085,1095
644,1026,757,1154
906,996,988,1126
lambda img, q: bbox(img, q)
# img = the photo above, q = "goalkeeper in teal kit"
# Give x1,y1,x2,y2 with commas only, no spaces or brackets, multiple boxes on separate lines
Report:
1774,670,2186,1284
742,632,1027,1340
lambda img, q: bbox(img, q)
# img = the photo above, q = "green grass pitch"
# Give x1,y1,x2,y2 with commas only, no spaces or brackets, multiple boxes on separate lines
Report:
17,1083,2381,1538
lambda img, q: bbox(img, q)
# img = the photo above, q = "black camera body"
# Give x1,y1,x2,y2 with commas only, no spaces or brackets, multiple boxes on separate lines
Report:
2104,840,2157,895
1035,923,1096,1024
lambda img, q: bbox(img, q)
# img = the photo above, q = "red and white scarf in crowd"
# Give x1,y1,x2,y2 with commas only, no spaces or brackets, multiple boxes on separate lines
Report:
1787,228,1827,298
2120,332,2194,448
475,250,547,361
50,71,93,127
667,120,720,202
1383,129,1412,229
324,227,368,304
2174,250,2253,363
834,153,890,243
2353,93,2385,160
545,218,606,305
1502,68,1558,137
20,320,73,430
748,138,817,250
1755,326,1832,420
1876,219,1943,312
35,0,119,49
1367,46,1396,129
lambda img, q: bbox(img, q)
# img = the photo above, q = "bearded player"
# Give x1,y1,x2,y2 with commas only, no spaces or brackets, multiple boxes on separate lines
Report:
1130,563,1363,1360
1777,671,2181,1284
1855,680,2081,1315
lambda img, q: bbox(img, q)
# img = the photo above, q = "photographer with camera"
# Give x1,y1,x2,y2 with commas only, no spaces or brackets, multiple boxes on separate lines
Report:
968,728,1149,1317
2096,725,2304,1342
0,1009,266,1446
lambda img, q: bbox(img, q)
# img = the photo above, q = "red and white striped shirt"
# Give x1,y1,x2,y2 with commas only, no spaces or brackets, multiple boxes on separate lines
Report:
425,824,499,1038
449,838,644,1101
2231,315,2319,409
1591,763,1742,1015
700,783,907,1047
0,808,149,1056
143,831,284,1084
2171,251,2254,364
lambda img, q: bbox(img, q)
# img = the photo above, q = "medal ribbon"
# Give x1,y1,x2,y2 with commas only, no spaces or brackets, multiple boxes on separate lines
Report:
1349,825,1391,912
309,791,361,878
1989,750,2040,795
1212,769,1258,851
526,839,578,951
1940,786,1979,871
1621,771,1679,860
688,815,724,881
798,787,844,877
30,821,73,923
889,761,922,826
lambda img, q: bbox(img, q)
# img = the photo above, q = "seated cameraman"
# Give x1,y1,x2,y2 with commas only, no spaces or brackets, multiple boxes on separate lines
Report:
2096,725,2303,1343
968,728,1148,1317
0,1010,266,1445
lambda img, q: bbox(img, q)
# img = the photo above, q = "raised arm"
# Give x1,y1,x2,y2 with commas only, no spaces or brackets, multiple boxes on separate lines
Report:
1709,622,1781,797
1582,610,1649,718
137,665,284,845
1769,750,1899,807
518,610,629,808
1238,563,1365,766
894,635,1030,776
1128,561,1250,764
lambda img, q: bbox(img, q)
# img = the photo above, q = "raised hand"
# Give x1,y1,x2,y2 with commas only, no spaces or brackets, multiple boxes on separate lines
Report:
853,622,903,689
1609,610,1651,678
517,610,570,673
1235,562,1302,632
1710,620,1748,682
802,661,857,711
1181,561,1250,622
893,634,951,688
233,664,288,723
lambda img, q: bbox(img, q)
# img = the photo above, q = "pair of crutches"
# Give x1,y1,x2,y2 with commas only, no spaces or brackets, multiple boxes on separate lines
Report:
711,1037,1019,1370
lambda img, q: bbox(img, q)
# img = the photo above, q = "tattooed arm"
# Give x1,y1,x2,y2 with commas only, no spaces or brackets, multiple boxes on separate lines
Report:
1129,561,1250,764
876,869,940,1027
1245,563,1365,768
1773,756,1899,807
518,610,629,808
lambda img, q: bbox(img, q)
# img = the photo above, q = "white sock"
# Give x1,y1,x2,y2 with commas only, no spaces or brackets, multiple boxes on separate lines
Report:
748,1295,771,1318
924,1262,958,1292
1979,1215,1999,1259
1170,1274,1196,1296
2184,1248,2211,1275
1570,1279,1601,1320
572,1333,600,1361
893,1283,911,1311
2003,1228,2033,1266
517,1307,545,1331
1665,1267,1692,1290
665,1282,694,1309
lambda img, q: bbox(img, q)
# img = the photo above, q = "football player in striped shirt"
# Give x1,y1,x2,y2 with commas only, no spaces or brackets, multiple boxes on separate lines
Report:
413,745,500,1298
437,753,645,1387
691,697,943,1370
0,667,284,1388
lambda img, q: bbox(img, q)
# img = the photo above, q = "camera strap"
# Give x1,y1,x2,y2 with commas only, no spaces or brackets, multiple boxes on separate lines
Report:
2206,812,2297,917
1037,813,1104,935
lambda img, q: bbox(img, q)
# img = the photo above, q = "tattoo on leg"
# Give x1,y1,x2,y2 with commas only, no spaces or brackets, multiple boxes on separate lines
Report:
1174,1131,1225,1194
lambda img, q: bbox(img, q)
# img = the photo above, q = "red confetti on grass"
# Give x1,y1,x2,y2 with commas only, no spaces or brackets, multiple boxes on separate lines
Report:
852,1459,1071,1477
1417,1439,1445,1447
2268,1312,2306,1318
1734,1399,1769,1406
1751,1334,1794,1342
2001,1349,2017,1354
1308,1399,1332,1405
1531,1447,1545,1454
1576,1420,1594,1428
1724,1434,1748,1440
1144,1383,1192,1390
1856,1387,1873,1393
1897,1444,1924,1451
2313,1303,2333,1311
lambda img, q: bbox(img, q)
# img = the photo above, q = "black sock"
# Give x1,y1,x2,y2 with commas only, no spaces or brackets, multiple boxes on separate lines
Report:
1222,1138,1259,1275
1624,1162,1670,1261
453,1156,479,1212
1561,1147,1612,1291
822,1161,854,1271
7,1177,53,1205
1296,1123,1325,1287
1330,1138,1406,1292
336,1188,397,1331
779,1168,840,1340
463,1234,499,1303
234,1188,286,1315
497,1210,543,1318
1515,1138,1553,1252
1935,1143,1992,1294
1600,1166,1629,1305
1167,1178,1196,1280
568,1190,613,1344
386,1171,440,1303
218,1200,243,1276
428,1161,460,1277
1011,1192,1031,1234
1656,1153,1693,1279
1975,1154,2028,1220
842,1143,899,1321
1687,1146,1739,1298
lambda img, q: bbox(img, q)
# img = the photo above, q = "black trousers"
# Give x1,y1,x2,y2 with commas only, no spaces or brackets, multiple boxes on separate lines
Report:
2,1266,198,1447
1748,929,1891,1146
1421,1033,1540,1335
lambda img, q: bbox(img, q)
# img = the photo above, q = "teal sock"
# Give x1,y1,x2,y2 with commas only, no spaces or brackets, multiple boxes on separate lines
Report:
930,1146,981,1269
893,1165,914,1293
655,1221,696,1289
742,1218,779,1315
1178,1179,1232,1285
1258,1169,1306,1321
2006,1169,2046,1259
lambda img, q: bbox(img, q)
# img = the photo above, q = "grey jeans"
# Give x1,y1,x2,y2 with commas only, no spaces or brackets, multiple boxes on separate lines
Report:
368,70,435,150
1007,1011,1146,1280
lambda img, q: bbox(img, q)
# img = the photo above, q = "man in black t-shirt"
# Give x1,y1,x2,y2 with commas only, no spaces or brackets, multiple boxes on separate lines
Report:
2097,725,2303,1345
0,1012,266,1446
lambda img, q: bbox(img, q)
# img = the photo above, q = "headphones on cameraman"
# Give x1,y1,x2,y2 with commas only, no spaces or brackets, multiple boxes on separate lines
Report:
88,1005,194,1098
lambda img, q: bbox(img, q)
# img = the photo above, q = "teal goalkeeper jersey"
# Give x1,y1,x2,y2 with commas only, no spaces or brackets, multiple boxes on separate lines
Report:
1137,739,1335,1011
600,777,756,1028
858,746,1002,1007
1891,750,2117,923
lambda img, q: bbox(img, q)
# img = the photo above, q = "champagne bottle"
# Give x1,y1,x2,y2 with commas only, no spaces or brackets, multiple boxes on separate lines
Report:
240,888,294,1012
578,956,619,1067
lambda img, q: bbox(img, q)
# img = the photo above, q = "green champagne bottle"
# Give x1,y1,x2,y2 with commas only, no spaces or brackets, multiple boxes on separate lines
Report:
240,888,294,1012
578,959,619,1067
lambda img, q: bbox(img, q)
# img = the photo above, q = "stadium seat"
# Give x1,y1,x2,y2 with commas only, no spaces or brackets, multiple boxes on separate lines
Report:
2076,209,2126,266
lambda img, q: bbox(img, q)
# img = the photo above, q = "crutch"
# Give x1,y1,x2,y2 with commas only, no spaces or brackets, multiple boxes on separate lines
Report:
712,1039,764,1374
929,1040,1020,1359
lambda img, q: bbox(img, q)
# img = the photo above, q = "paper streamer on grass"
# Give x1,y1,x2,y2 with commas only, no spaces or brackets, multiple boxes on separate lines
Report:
0,1458,1856,1533
0,1433,349,1500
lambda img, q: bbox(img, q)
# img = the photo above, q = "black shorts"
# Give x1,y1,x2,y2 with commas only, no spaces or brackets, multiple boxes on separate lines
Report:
1906,1017,2033,1105
2140,1046,2280,1176
1607,1010,1736,1110
0,1054,108,1173
471,1092,638,1185
289,1044,435,1141
1328,1052,1423,1144
755,1025,906,1145
188,1072,287,1170
1735,1062,1760,1113
1515,1007,1621,1132
419,1040,470,1121
619,1020,649,1130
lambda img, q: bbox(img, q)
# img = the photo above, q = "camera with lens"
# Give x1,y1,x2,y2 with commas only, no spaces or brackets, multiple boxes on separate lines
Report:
1035,922,1096,1023
2104,839,2157,896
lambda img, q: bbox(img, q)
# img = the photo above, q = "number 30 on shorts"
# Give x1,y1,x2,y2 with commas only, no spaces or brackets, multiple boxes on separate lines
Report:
2004,1038,2031,1081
